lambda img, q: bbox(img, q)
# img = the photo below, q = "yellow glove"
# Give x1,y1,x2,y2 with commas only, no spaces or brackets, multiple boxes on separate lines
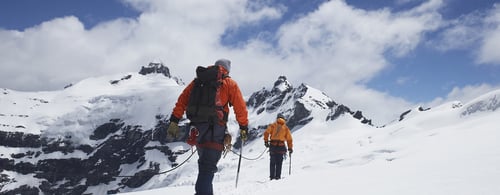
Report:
240,129,247,142
167,122,180,140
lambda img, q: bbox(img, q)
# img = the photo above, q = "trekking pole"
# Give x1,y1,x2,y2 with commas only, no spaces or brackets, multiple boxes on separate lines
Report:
235,138,244,188
289,152,292,175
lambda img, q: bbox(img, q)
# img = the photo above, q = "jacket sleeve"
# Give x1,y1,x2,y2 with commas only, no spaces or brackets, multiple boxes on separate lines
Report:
228,79,249,127
171,81,194,121
285,126,293,149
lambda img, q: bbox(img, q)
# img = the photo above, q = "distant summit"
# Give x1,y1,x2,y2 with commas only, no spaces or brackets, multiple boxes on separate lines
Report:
246,76,373,136
272,76,293,94
139,62,172,78
138,62,184,85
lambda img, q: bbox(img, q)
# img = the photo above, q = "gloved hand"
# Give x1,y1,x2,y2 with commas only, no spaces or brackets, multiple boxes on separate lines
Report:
288,148,293,154
167,122,180,140
239,125,248,141
264,141,269,148
224,134,232,149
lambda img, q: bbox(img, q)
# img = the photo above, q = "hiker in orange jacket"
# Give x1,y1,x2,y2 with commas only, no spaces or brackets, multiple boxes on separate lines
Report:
263,113,293,180
167,59,249,195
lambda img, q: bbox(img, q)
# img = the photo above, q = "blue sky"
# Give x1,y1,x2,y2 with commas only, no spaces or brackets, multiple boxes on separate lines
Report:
0,0,140,30
1,0,499,124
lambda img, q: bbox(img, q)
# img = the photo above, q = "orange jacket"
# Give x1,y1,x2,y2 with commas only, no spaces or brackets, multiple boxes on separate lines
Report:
171,66,248,127
264,119,293,149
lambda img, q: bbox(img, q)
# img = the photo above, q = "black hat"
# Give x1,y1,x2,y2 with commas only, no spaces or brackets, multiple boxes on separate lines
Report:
277,113,285,119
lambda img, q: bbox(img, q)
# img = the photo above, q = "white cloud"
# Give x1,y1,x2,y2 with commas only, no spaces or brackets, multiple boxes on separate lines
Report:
0,0,283,91
427,83,500,107
0,16,113,90
331,84,414,126
477,4,500,65
0,0,465,124
268,0,443,123
430,3,500,66
431,12,483,51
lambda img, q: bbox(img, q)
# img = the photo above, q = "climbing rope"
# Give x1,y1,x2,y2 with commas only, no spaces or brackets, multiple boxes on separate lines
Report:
115,144,267,178
115,148,197,178
231,147,268,161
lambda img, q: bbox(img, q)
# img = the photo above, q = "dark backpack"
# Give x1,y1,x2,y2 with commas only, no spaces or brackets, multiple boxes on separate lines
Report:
186,65,228,124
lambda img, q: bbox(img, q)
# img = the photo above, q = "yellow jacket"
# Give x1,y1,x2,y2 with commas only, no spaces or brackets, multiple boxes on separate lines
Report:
263,118,293,149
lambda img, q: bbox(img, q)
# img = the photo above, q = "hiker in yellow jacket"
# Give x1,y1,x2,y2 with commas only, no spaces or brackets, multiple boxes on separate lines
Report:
263,113,293,180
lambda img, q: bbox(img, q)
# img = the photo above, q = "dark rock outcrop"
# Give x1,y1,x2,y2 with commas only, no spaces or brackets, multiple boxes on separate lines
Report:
0,131,41,148
139,62,171,78
242,76,374,148
0,117,188,194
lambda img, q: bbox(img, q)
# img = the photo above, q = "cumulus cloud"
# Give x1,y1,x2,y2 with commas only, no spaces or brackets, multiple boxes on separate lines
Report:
0,0,283,92
431,12,483,51
268,0,443,123
477,4,500,65
275,0,442,85
0,0,476,124
430,3,500,66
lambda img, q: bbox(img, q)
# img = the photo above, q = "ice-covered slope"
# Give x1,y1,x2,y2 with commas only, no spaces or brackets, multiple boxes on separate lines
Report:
123,89,500,195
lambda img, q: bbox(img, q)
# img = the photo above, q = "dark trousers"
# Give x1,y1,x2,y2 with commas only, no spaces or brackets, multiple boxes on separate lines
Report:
269,145,286,180
195,147,222,195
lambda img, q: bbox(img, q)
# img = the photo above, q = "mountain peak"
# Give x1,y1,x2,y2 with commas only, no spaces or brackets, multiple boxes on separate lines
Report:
246,76,373,133
139,62,171,78
138,62,184,85
272,76,292,93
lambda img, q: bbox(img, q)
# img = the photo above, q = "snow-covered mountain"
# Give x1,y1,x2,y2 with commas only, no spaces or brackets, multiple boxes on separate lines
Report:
240,75,372,147
2,62,499,195
122,87,500,195
0,63,191,194
0,63,373,194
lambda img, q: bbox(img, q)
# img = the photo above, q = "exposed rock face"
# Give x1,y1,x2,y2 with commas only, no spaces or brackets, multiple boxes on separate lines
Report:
0,118,187,194
238,76,373,148
462,93,499,116
110,75,133,85
246,77,311,131
0,131,41,148
138,62,184,85
139,62,172,78
326,104,350,121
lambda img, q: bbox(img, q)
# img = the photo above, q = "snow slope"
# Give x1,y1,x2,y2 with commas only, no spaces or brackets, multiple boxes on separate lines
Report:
123,89,500,195
0,73,180,135
2,64,499,194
